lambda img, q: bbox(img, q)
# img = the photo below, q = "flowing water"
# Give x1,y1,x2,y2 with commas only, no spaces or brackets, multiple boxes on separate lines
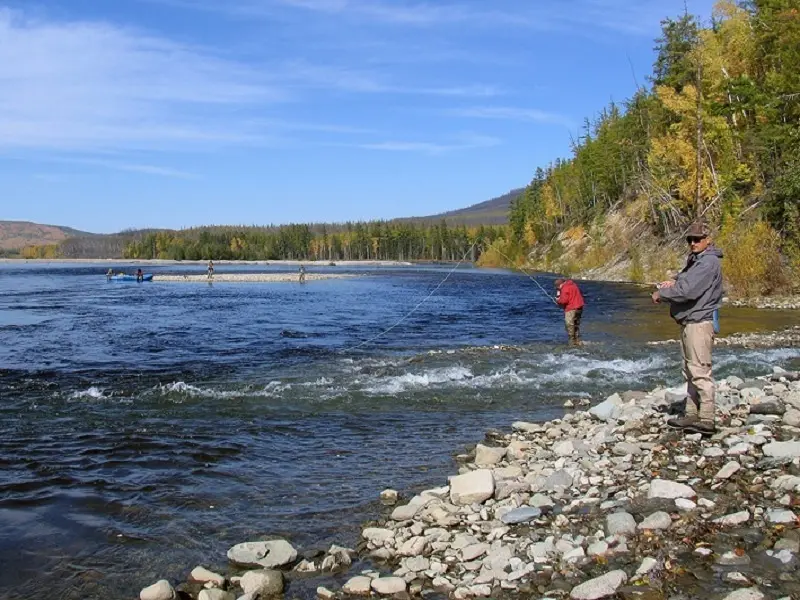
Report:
1,262,798,600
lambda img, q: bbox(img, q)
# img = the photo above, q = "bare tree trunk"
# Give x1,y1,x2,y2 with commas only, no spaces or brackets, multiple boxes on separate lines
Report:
695,60,704,220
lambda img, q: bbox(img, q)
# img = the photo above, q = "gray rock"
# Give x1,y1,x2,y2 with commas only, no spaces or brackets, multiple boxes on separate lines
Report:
227,540,297,569
461,543,489,561
612,442,642,456
316,586,335,600
500,506,541,524
783,409,800,427
774,538,800,552
647,479,695,499
239,570,284,597
362,527,394,545
529,493,555,510
380,489,398,505
449,469,494,505
606,512,637,536
569,570,628,600
390,494,432,520
371,577,407,595
721,588,765,600
714,461,741,480
638,511,671,530
198,590,234,600
718,550,751,565
589,394,622,422
749,398,785,415
713,511,750,526
766,549,798,566
762,441,800,459
190,567,225,587
544,469,574,490
766,509,796,524
140,580,175,600
740,387,765,402
342,576,372,596
475,443,506,466
587,541,609,556
726,376,744,389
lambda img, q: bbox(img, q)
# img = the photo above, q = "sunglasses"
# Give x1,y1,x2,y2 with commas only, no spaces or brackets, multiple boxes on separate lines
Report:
686,236,706,244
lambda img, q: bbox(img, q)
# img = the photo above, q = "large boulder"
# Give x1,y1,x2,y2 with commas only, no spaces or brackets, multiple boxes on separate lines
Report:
240,569,284,596
227,540,297,568
140,580,175,600
449,469,494,505
570,570,628,600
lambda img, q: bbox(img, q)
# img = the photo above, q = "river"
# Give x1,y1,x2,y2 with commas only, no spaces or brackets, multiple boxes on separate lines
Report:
0,262,798,599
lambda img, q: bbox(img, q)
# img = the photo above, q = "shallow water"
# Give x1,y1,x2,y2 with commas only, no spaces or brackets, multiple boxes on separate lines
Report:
0,262,798,599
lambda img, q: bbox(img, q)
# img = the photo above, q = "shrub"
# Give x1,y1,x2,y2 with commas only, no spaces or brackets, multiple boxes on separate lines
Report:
718,220,789,297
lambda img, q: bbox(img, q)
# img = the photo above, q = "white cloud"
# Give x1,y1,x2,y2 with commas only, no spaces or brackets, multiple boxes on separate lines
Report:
354,134,500,155
0,8,278,152
449,106,575,129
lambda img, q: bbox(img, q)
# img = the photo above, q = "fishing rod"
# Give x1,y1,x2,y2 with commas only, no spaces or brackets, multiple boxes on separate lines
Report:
492,248,559,305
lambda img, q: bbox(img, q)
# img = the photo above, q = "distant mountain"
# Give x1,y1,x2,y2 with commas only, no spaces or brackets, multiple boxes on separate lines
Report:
404,188,523,226
0,220,93,250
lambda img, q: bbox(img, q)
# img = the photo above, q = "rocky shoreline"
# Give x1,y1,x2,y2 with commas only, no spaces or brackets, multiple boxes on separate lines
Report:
728,297,800,310
139,369,800,600
649,326,800,349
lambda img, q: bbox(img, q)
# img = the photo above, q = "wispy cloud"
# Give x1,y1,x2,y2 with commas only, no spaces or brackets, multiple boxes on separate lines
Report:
449,106,576,129
353,134,500,155
0,7,278,153
146,0,691,35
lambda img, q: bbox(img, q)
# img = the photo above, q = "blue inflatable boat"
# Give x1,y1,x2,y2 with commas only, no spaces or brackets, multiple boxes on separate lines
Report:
109,274,153,282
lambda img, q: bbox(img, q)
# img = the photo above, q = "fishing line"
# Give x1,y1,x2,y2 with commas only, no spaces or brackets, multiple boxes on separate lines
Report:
492,248,558,305
339,242,477,353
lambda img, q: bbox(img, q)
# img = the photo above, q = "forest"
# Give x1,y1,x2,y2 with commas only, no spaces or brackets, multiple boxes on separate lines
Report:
500,0,799,294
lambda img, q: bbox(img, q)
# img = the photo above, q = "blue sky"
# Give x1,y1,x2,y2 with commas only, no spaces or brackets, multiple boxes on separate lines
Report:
0,0,713,233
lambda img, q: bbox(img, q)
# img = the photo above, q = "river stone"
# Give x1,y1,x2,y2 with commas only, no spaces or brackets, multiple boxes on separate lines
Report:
239,569,283,597
317,586,335,599
530,493,555,510
198,590,233,600
774,538,800,552
450,469,494,505
613,442,642,456
140,580,175,600
342,576,372,596
783,409,800,427
740,387,765,402
587,541,609,557
713,511,750,526
589,394,622,422
762,441,800,459
461,543,489,561
766,509,796,524
635,557,658,575
570,570,628,600
362,527,394,545
227,540,297,568
390,494,432,520
501,506,542,524
715,461,741,480
380,489,398,505
675,498,697,511
371,577,407,595
475,443,506,466
606,512,637,536
189,567,225,587
749,398,785,415
638,511,671,530
554,440,576,456
544,469,574,490
721,588,765,600
647,479,695,499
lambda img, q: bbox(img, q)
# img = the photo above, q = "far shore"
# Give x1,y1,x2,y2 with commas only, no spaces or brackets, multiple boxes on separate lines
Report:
0,258,414,267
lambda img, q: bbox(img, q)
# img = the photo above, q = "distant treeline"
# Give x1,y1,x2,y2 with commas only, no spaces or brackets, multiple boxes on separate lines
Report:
123,222,507,261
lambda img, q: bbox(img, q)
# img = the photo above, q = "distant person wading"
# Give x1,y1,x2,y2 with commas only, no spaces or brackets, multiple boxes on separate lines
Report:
652,222,724,436
207,260,214,280
554,278,585,346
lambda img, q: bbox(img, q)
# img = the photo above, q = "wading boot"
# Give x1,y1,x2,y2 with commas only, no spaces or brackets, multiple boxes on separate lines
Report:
667,415,699,429
683,420,717,436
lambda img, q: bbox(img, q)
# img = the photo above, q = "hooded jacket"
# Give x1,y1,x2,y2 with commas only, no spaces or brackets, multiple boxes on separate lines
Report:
659,246,724,325
556,280,585,312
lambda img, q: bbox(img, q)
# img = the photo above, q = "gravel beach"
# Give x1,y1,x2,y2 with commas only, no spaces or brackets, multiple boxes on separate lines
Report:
136,367,800,600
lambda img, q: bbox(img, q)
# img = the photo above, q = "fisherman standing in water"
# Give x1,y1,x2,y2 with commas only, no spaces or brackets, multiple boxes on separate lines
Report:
207,260,214,280
555,278,585,346
298,265,306,283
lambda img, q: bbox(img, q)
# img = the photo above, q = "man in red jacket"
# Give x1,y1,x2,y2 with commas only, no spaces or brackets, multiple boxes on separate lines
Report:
555,278,585,345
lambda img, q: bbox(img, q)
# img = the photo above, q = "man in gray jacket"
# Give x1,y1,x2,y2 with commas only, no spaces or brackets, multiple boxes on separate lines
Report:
652,222,724,435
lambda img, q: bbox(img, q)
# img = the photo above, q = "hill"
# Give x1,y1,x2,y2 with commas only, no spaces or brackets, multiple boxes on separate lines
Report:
0,221,92,251
404,188,523,226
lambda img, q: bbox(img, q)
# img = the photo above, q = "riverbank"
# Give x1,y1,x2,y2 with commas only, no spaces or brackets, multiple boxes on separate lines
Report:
649,326,800,349
137,367,800,600
155,273,356,283
0,258,414,267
